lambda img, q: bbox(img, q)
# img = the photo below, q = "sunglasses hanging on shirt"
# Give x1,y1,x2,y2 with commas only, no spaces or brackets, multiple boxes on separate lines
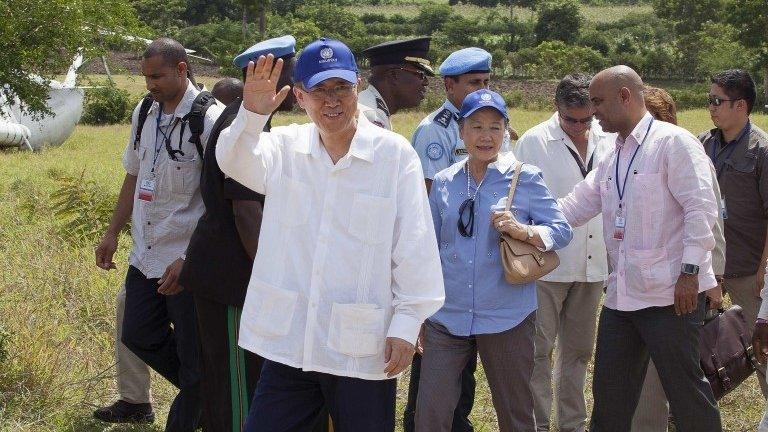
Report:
457,164,486,238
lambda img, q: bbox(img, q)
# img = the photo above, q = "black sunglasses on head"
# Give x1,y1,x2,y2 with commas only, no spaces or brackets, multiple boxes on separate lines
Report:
708,95,741,107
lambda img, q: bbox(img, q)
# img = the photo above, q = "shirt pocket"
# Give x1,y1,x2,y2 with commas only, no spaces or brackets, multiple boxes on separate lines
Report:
633,173,664,228
348,192,391,245
626,246,675,292
327,303,386,358
167,159,200,195
242,280,298,337
278,177,311,227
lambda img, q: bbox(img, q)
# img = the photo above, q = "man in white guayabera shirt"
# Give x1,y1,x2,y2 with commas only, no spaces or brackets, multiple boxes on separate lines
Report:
215,38,445,432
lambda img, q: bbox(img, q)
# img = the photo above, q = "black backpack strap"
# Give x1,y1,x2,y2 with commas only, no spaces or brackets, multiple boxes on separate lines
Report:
183,91,217,159
133,94,155,150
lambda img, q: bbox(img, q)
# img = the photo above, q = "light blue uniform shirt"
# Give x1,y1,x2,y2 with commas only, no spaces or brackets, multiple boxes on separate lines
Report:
428,154,573,336
413,100,512,180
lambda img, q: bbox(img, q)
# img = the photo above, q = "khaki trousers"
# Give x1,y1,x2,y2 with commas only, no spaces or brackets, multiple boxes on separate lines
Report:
631,360,669,432
115,284,151,404
724,274,768,398
531,281,604,432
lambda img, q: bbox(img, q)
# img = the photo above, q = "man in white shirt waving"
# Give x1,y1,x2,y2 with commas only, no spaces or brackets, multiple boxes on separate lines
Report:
215,38,445,432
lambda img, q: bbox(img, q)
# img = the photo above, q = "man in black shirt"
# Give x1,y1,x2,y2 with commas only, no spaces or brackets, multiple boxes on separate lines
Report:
179,35,303,432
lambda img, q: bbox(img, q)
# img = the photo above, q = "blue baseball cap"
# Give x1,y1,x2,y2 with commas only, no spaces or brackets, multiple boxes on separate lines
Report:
293,38,358,89
459,89,508,120
439,47,492,77
233,35,296,69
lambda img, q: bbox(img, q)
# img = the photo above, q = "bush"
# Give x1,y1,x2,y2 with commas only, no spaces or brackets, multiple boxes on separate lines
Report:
667,88,709,110
511,40,607,78
535,0,583,44
81,85,131,125
415,3,453,35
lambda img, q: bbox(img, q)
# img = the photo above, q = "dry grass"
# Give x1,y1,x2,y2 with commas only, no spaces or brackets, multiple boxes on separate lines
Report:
0,106,766,431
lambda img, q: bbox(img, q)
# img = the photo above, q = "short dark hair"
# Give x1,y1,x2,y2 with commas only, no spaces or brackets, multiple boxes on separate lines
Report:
555,73,592,109
143,37,189,68
212,78,244,106
711,69,756,114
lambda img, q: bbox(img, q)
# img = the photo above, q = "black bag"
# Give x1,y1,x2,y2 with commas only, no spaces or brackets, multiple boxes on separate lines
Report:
132,91,216,160
699,305,759,400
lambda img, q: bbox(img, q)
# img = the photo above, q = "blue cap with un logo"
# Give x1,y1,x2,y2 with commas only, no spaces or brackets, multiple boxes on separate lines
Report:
438,47,492,77
233,35,296,69
459,89,508,120
293,38,358,89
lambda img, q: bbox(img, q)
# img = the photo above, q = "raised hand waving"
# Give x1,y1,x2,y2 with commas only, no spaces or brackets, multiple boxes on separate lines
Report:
242,54,292,115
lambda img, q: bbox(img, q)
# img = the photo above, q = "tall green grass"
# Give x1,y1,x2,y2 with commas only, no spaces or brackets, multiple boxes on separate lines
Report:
1,109,766,431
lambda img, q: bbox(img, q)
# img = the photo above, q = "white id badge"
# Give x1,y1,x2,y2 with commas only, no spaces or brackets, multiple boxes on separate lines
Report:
138,176,156,202
721,196,728,220
613,208,626,240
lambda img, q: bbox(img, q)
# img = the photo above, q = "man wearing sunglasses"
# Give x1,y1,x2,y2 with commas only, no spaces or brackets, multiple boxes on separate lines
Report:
359,37,434,131
515,73,613,432
699,69,768,398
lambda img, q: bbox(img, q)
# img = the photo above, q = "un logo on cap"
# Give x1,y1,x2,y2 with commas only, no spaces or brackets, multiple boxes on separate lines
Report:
320,48,334,59
480,93,492,102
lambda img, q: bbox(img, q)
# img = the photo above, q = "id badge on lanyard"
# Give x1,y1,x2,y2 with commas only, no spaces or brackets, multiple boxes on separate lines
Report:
138,173,156,202
613,206,626,240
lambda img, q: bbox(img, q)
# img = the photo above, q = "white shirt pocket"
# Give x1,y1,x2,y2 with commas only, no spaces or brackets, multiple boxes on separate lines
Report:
242,279,298,337
327,303,386,357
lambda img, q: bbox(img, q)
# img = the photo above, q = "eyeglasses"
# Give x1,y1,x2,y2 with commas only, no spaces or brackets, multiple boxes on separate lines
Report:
559,112,593,125
391,67,428,81
304,84,357,100
457,198,476,238
708,95,741,107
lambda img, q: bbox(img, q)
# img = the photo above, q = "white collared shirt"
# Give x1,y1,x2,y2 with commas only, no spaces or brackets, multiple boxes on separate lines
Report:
122,80,223,278
358,84,392,130
515,112,613,283
216,108,445,380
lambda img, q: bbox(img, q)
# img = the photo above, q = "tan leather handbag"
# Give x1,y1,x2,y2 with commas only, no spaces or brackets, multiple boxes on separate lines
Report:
499,161,560,284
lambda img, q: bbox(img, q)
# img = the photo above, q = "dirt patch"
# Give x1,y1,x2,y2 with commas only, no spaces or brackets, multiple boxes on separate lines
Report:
82,51,222,77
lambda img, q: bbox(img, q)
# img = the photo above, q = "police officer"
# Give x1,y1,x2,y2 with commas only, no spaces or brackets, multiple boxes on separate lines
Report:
412,47,512,191
358,37,434,130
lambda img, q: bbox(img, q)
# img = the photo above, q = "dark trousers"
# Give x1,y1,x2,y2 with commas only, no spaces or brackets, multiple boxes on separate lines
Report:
194,296,264,432
244,360,396,432
121,265,202,432
589,293,722,432
404,352,476,432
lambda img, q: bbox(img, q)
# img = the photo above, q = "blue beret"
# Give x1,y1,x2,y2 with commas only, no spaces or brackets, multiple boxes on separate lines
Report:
233,35,296,69
438,47,492,77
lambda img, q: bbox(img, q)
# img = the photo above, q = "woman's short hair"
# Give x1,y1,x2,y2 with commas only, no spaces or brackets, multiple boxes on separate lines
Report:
643,86,678,125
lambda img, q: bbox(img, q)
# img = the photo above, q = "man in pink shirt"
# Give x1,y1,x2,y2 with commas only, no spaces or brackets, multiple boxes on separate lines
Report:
559,66,722,431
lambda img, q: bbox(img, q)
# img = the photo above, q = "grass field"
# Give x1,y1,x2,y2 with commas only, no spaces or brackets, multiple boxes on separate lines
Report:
344,2,653,23
2,80,768,432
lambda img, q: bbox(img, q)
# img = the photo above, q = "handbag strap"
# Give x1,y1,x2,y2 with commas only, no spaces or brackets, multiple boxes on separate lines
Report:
504,161,524,213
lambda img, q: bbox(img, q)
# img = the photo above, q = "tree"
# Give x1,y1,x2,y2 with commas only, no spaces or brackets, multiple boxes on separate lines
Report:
0,0,142,116
725,0,768,109
534,0,583,44
651,0,724,35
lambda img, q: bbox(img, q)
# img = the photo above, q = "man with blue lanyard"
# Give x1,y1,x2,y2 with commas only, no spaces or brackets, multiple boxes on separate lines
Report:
95,38,223,431
699,69,768,398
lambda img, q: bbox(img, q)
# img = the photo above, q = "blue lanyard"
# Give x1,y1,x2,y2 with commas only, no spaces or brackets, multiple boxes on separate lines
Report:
709,122,750,179
153,104,180,172
615,118,654,203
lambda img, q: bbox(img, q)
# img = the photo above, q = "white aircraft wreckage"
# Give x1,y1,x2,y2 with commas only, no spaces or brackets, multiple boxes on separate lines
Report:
0,54,85,151
0,39,212,151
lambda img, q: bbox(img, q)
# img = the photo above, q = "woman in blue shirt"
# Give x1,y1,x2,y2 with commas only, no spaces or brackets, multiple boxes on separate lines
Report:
415,90,573,432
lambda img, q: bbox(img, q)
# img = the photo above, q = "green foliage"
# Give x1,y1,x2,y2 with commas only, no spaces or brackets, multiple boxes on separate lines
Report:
49,172,120,245
414,3,453,35
0,324,9,365
175,19,248,76
0,0,143,117
692,23,753,80
651,0,724,35
131,0,187,33
510,40,607,78
81,85,132,126
534,0,583,44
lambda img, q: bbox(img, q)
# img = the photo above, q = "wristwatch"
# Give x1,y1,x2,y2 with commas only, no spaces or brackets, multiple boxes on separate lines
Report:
525,225,534,240
180,253,187,261
681,263,700,275
757,318,768,325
